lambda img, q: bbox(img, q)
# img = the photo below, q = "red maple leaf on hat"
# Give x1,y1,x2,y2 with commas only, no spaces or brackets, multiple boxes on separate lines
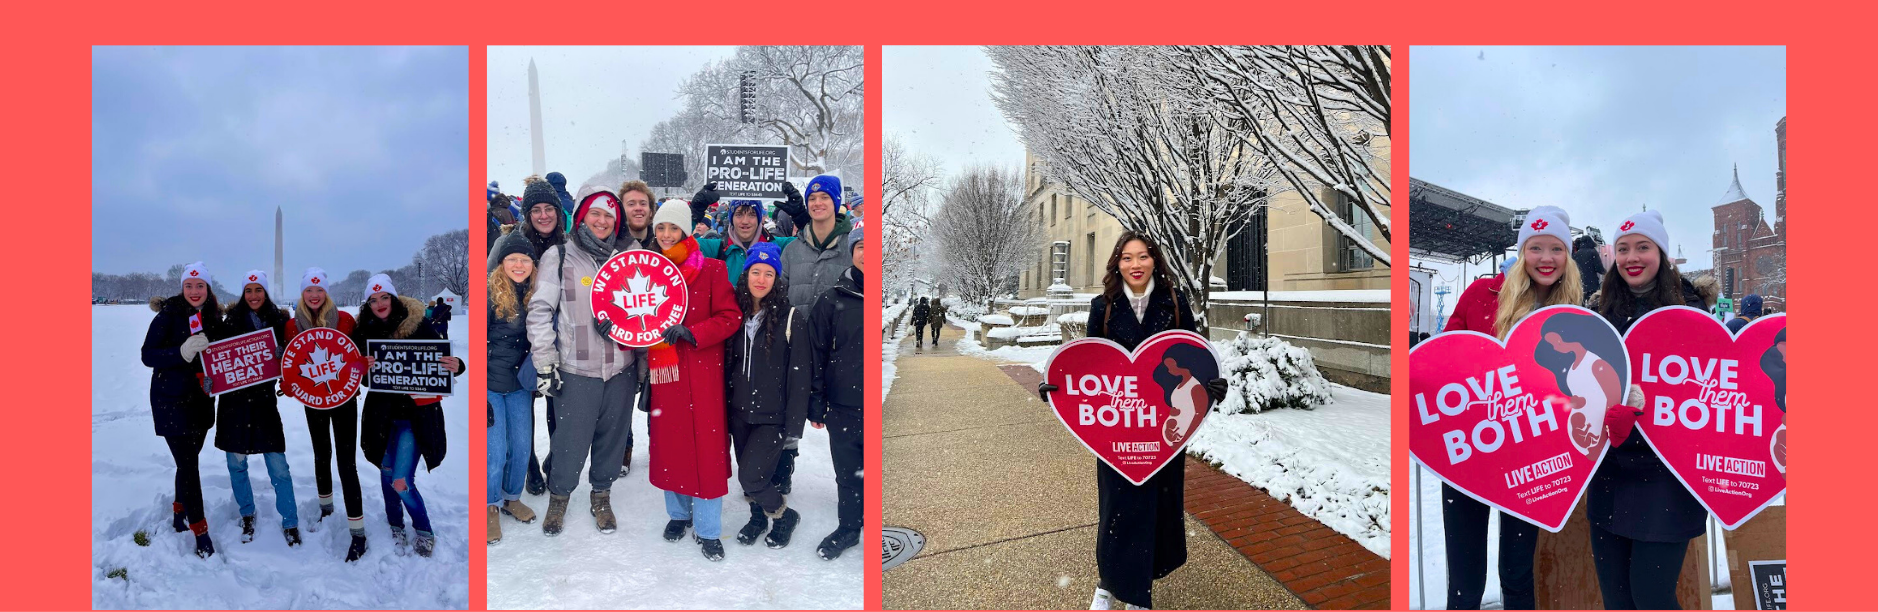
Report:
1530,219,1548,230
311,277,321,284
1620,221,1635,231
372,284,383,292
189,270,200,277
249,275,258,282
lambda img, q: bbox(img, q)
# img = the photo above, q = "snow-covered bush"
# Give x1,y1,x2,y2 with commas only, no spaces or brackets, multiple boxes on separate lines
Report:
1214,332,1331,414
979,313,1014,326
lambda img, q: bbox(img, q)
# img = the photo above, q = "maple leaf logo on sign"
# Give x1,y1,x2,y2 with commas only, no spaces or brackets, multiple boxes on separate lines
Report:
299,345,347,388
614,271,669,325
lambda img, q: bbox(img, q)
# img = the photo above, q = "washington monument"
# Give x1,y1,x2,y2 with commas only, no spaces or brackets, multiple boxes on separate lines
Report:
274,206,283,297
528,58,545,176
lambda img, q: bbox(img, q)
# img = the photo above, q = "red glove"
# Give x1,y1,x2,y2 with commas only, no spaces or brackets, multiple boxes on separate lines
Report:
1605,403,1643,447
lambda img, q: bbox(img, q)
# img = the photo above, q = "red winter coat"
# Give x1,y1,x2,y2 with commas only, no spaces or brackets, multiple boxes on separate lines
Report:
1444,275,1503,336
648,254,744,499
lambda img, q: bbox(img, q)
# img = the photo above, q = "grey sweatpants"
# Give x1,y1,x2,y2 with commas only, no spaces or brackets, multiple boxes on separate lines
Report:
548,370,637,497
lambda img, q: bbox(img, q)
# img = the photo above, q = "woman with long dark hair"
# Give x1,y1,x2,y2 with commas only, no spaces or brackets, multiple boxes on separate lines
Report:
725,241,812,550
1435,207,1581,610
214,270,300,547
1533,312,1626,457
1036,231,1228,610
1588,210,1714,609
139,261,224,558
354,274,464,558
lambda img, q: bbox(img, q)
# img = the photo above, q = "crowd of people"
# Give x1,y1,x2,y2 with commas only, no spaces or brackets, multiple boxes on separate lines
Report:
484,172,866,562
141,265,465,561
1435,206,1785,610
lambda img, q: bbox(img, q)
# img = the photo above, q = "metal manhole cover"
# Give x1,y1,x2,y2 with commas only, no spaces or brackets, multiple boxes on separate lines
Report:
882,527,926,571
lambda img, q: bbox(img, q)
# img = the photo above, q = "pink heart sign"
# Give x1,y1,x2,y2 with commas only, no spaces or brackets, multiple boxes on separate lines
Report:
1044,330,1220,486
1625,307,1787,529
1410,305,1626,532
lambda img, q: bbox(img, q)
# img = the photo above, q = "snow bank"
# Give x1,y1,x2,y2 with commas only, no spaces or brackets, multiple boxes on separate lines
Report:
883,299,910,400
1009,306,1048,316
984,325,1060,341
1214,333,1333,414
1056,311,1088,325
92,306,470,610
1187,384,1391,558
978,314,1014,326
1210,289,1391,304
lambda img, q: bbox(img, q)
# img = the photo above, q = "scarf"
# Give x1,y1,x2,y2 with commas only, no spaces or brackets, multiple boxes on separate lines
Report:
804,216,854,252
573,225,615,262
648,235,704,386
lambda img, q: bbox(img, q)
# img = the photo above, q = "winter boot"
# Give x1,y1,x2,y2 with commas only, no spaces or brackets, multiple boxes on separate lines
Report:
239,516,256,543
543,494,569,536
525,454,547,497
662,519,691,542
171,502,187,532
590,490,617,534
736,502,769,545
318,498,334,522
698,535,726,562
344,530,368,562
774,449,798,496
487,506,502,545
390,526,410,554
414,530,435,558
501,499,537,524
765,507,801,549
283,527,301,547
816,527,859,560
190,521,214,558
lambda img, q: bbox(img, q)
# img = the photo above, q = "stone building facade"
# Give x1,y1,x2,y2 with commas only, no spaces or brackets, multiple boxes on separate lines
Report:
1710,117,1787,310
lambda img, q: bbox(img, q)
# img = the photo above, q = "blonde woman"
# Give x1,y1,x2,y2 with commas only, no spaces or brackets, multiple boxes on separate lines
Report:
486,230,539,544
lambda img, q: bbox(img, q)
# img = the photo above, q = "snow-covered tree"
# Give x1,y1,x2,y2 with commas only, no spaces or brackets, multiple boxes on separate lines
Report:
929,164,1041,309
989,45,1281,326
637,100,740,195
1177,45,1392,266
674,46,864,185
881,135,944,295
418,229,471,297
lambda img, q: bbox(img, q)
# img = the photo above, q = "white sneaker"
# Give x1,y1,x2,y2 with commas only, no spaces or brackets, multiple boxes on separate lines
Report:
1125,604,1150,610
1091,588,1117,610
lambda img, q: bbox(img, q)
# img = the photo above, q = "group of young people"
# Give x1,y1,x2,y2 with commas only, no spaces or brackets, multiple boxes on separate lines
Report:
141,264,465,561
485,172,866,562
905,296,948,348
1439,207,1740,609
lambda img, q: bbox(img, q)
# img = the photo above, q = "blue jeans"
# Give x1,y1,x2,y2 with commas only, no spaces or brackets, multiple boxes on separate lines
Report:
226,451,298,529
379,420,431,534
663,490,723,540
487,388,533,505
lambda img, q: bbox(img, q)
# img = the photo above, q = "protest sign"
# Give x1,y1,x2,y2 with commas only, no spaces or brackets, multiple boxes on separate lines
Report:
705,144,791,200
1043,330,1221,486
201,328,281,396
366,339,454,396
281,328,363,409
591,249,689,348
1409,305,1625,532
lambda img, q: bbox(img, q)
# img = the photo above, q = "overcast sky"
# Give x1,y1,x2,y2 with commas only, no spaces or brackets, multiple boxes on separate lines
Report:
1411,45,1786,305
92,46,468,283
884,46,1028,187
485,46,737,190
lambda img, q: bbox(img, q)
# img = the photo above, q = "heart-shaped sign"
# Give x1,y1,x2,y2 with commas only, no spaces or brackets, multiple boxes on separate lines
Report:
1625,307,1786,529
1410,305,1626,532
1044,330,1220,486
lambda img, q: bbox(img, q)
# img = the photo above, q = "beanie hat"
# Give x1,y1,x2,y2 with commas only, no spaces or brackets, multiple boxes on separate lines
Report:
493,228,536,269
241,270,269,291
653,199,692,236
743,241,784,277
487,180,501,203
1614,210,1669,252
848,225,865,254
1740,294,1764,317
545,172,567,189
805,174,843,211
1516,206,1572,251
300,267,329,293
522,178,561,214
181,261,212,286
573,189,621,236
365,273,398,298
728,199,766,219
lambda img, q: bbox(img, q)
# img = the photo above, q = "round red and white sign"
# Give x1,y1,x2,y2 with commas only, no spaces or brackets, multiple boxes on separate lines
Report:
590,250,689,348
281,328,364,409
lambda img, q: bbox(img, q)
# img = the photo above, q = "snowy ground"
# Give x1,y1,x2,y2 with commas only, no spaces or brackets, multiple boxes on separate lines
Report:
484,391,862,609
948,316,1392,558
1186,385,1392,558
92,305,470,610
882,300,909,400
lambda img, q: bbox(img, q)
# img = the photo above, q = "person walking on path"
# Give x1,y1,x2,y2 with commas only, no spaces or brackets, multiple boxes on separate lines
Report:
909,297,930,349
927,298,948,346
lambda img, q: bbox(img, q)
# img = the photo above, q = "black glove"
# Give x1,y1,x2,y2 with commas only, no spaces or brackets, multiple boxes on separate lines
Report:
487,400,496,427
690,183,721,226
780,180,799,199
636,376,651,413
1205,378,1231,406
1038,382,1059,402
537,371,562,398
661,324,696,347
595,319,614,340
276,388,287,397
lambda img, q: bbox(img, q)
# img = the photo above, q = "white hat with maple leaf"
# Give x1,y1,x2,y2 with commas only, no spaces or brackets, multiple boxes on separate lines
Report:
365,273,398,298
242,270,269,291
181,261,212,286
300,267,330,293
1516,206,1571,251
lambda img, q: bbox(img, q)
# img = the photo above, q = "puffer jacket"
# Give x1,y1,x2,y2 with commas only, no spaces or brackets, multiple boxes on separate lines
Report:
726,306,813,438
808,266,866,421
526,233,640,381
356,295,462,472
781,220,853,308
140,295,223,437
212,300,291,454
487,280,532,394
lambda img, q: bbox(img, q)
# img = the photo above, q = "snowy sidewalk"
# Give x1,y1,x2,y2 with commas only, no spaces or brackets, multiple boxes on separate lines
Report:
882,327,1302,610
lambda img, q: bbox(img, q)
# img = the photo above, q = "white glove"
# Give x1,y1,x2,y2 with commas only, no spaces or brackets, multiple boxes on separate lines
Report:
180,334,211,362
1626,384,1645,409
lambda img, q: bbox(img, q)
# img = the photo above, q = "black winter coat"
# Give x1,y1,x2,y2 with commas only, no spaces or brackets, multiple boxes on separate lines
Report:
1087,286,1197,607
356,296,464,472
486,283,531,394
212,302,291,454
1589,276,1709,542
140,295,221,437
727,307,813,439
809,267,866,421
910,302,930,327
